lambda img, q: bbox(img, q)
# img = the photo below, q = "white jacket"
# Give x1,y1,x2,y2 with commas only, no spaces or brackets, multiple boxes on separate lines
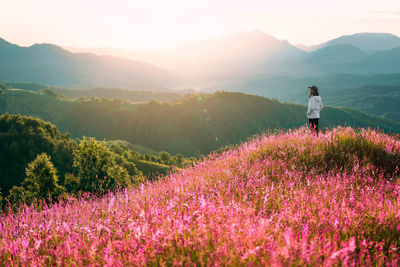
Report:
307,96,323,119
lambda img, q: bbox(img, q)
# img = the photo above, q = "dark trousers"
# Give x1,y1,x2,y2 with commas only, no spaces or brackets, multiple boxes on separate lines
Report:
308,118,319,135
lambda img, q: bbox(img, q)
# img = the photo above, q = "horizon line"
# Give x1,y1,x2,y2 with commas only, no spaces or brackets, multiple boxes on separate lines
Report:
2,30,399,51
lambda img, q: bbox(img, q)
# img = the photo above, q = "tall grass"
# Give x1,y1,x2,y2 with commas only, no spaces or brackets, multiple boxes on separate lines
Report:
0,126,399,265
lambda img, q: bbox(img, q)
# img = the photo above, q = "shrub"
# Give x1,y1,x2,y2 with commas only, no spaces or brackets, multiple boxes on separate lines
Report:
0,82,8,90
324,134,400,175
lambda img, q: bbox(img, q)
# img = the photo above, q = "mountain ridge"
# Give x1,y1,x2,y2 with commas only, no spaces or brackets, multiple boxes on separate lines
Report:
65,30,307,81
62,31,400,82
0,39,179,89
2,31,400,89
307,32,400,53
306,44,368,64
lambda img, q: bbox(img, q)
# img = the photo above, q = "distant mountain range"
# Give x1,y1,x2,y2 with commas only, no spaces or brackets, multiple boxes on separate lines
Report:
0,37,177,89
1,31,400,89
65,31,400,83
69,30,307,84
302,33,400,53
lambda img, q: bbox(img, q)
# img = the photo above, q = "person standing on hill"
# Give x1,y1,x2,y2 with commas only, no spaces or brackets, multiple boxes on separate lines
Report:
307,85,323,135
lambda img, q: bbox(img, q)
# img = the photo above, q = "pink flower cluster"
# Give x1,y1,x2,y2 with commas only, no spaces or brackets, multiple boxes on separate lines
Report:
1,126,399,265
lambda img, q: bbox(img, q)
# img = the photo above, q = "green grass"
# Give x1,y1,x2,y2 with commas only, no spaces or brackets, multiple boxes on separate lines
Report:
132,160,171,180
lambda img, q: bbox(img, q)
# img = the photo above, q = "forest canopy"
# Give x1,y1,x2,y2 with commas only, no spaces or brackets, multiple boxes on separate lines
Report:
0,114,193,208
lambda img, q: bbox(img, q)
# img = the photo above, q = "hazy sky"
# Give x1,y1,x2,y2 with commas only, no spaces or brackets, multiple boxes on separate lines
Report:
1,0,400,49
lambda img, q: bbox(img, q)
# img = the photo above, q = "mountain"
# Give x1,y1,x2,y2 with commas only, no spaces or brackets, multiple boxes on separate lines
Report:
299,33,400,74
64,31,400,87
3,32,400,91
67,30,308,84
0,38,178,89
0,37,18,48
210,73,400,117
364,46,400,63
309,32,400,53
1,89,399,156
166,30,306,77
339,47,400,75
306,44,368,64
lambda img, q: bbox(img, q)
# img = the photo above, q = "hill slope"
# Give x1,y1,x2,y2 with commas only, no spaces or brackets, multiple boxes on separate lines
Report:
1,90,399,155
322,85,400,118
226,74,400,116
1,127,399,265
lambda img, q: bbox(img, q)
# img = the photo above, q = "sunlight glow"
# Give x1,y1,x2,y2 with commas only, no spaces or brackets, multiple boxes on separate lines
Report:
1,0,399,48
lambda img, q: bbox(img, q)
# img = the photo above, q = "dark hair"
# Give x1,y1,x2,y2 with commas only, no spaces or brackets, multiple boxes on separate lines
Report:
309,85,319,96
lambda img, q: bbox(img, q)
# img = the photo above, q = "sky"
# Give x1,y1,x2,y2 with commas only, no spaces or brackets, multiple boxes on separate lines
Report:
1,0,400,49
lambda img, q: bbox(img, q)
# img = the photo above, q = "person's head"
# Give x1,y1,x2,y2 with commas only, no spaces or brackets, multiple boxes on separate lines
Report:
308,85,319,96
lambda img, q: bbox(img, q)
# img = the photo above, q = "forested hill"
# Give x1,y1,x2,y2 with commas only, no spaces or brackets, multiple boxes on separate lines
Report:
1,89,399,155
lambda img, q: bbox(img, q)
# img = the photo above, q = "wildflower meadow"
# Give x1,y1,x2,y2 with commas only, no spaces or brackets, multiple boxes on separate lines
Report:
1,126,399,266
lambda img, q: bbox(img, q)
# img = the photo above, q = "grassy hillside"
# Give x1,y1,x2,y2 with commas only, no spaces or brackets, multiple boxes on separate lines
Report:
1,89,399,155
1,127,399,265
131,160,171,180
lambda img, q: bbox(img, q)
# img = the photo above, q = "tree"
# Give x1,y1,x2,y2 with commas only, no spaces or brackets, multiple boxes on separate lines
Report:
176,154,184,166
7,153,65,205
23,153,65,200
159,151,171,163
73,137,131,193
0,114,75,196
168,157,177,166
114,154,140,177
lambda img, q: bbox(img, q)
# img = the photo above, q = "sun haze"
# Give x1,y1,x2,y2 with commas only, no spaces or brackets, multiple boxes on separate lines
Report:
1,0,400,48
